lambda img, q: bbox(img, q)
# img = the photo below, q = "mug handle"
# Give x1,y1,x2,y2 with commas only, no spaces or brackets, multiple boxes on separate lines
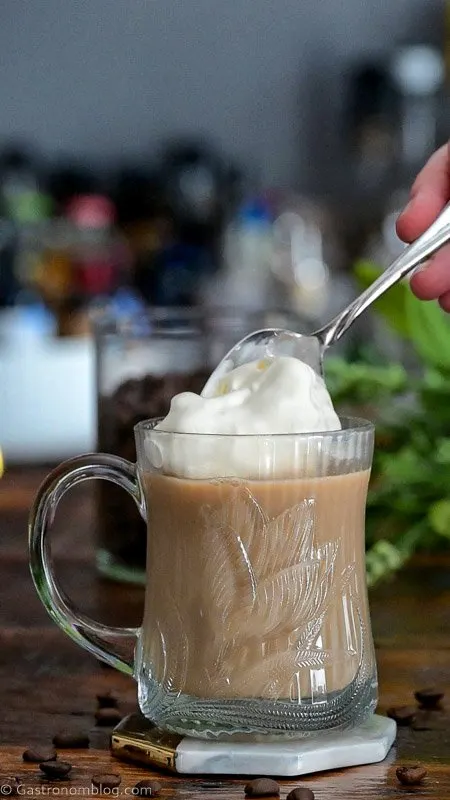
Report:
28,453,146,676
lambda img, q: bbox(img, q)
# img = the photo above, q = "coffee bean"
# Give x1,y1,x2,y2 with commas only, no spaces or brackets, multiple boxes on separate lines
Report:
386,705,416,725
132,779,162,797
412,709,435,731
286,789,315,800
244,778,280,797
96,690,119,709
0,777,21,796
412,709,447,732
95,707,122,726
396,764,427,786
414,686,444,709
23,748,56,763
39,761,72,780
52,732,90,748
91,774,121,792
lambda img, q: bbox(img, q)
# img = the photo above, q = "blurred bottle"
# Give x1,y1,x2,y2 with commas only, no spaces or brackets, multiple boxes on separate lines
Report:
271,197,331,322
32,194,132,335
0,144,43,222
0,144,53,307
343,63,398,207
66,195,126,297
366,45,445,262
128,139,241,307
341,45,444,266
0,218,17,307
201,197,274,311
46,162,99,215
389,44,445,197
159,140,239,250
356,45,445,366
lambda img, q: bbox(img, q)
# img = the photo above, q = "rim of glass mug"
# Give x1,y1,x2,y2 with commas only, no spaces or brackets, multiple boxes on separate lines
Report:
134,415,374,437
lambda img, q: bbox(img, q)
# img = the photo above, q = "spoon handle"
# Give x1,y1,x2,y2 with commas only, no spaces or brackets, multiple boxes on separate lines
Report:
316,202,450,349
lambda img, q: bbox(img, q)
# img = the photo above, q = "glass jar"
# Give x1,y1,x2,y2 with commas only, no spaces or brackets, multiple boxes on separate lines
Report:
94,307,302,585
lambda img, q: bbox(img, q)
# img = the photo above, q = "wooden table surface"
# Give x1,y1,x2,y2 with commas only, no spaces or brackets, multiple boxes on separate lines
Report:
1,466,450,799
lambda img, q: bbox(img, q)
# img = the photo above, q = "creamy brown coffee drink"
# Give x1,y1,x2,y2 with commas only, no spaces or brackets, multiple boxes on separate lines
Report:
140,467,371,701
136,355,375,725
29,349,377,739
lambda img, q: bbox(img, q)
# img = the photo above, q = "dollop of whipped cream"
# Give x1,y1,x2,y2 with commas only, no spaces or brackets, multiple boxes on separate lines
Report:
157,356,340,436
150,356,341,479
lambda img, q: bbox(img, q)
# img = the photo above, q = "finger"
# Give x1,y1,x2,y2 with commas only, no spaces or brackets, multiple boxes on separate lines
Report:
396,189,447,242
438,289,450,312
409,244,450,300
412,142,450,199
396,143,450,242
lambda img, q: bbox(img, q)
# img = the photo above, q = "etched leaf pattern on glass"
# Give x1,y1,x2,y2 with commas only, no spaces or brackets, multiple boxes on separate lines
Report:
196,484,360,700
149,482,362,703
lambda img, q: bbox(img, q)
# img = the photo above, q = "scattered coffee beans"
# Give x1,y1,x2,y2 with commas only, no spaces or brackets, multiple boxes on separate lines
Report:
411,710,435,731
23,748,56,763
91,773,121,792
414,686,444,709
95,707,122,726
39,761,72,780
96,690,119,709
132,779,162,797
386,706,416,725
396,764,427,786
286,789,315,800
52,732,90,749
412,709,446,732
244,778,280,797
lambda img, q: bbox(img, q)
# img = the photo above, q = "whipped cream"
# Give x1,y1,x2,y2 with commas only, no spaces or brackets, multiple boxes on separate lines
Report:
147,357,341,479
157,357,340,435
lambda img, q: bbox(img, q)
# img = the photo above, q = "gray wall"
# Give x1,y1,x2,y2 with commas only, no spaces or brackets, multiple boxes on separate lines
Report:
0,0,444,189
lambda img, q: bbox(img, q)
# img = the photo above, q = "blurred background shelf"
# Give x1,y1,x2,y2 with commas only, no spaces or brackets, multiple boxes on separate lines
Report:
0,0,449,487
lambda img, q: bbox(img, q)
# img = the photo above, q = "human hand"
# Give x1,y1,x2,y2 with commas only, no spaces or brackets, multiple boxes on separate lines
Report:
397,142,450,311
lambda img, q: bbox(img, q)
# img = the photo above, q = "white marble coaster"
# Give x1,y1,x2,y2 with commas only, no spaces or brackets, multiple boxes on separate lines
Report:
174,715,397,776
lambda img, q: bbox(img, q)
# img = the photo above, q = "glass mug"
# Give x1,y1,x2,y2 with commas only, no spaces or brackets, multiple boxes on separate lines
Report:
29,417,377,739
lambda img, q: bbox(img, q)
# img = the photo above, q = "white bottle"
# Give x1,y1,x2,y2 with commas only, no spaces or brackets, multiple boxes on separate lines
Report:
202,199,274,311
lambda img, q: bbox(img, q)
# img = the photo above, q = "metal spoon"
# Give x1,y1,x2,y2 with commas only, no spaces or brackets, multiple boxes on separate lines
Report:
202,203,450,395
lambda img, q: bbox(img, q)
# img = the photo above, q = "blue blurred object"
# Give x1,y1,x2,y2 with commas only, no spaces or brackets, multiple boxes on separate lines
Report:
0,294,56,344
106,287,147,318
137,242,211,306
238,198,273,226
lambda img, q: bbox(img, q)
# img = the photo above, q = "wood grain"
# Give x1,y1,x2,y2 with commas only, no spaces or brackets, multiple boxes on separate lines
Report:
1,467,450,798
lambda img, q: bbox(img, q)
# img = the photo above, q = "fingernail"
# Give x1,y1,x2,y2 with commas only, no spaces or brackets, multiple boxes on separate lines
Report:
411,261,428,277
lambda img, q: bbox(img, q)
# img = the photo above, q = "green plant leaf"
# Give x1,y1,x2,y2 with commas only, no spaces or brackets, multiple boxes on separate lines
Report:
324,279,450,579
405,290,450,372
380,446,428,486
436,439,450,465
428,500,450,538
325,358,407,405
354,260,410,337
366,540,405,586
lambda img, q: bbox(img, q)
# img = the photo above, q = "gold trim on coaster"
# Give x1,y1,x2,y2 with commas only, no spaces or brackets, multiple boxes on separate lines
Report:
111,713,182,773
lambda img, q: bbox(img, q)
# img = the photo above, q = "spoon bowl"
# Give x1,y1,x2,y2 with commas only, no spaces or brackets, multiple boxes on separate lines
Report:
203,202,450,396
202,328,322,396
